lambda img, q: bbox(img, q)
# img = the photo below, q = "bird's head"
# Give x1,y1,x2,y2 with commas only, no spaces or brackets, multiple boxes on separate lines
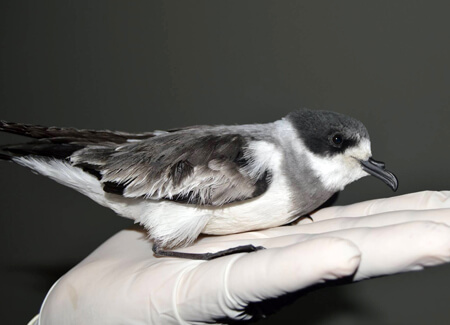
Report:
286,109,398,192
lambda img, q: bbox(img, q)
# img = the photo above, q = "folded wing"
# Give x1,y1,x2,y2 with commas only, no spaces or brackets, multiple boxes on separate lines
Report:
71,132,270,206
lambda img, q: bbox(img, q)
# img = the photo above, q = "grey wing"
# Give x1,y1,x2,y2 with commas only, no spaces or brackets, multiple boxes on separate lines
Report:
70,132,271,206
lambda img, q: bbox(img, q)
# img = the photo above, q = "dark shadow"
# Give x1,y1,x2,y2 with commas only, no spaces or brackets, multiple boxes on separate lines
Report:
215,275,377,324
318,192,340,209
3,263,76,291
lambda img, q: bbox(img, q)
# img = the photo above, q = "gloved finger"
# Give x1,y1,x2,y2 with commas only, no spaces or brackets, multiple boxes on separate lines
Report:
257,207,450,237
312,191,450,221
176,237,361,323
191,207,450,246
350,221,450,280
259,221,450,281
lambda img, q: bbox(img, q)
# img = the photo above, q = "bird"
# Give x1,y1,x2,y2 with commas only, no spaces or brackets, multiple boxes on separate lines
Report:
0,109,398,260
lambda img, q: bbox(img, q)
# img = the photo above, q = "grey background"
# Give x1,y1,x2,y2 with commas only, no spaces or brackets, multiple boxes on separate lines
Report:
1,1,449,324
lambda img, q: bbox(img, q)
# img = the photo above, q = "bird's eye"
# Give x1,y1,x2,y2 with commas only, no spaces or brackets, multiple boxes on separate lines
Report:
332,134,343,146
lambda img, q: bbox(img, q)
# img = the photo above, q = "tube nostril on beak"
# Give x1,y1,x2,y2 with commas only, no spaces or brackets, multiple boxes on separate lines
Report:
368,157,385,169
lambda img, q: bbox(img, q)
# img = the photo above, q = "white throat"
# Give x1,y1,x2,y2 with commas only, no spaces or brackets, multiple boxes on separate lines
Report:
305,138,372,191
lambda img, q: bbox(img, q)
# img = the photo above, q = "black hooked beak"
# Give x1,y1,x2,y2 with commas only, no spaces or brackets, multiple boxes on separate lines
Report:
360,157,398,191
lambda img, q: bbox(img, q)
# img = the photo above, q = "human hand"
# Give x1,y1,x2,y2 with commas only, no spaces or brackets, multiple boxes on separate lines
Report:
35,191,450,324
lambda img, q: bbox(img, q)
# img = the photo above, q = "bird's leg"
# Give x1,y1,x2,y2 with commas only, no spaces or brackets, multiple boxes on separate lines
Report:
152,243,265,260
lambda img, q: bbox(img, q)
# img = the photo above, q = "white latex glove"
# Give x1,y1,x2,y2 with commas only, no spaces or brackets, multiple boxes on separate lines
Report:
33,191,450,324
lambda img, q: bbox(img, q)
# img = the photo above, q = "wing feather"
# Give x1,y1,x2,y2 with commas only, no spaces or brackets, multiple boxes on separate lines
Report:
71,131,271,206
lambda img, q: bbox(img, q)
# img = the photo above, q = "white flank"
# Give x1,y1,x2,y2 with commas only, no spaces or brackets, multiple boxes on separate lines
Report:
13,157,216,248
14,157,106,204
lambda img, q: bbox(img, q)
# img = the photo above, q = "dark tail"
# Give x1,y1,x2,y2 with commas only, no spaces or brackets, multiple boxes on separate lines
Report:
0,120,156,161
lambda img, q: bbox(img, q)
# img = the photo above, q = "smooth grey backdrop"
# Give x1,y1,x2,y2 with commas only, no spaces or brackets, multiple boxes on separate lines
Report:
1,1,449,324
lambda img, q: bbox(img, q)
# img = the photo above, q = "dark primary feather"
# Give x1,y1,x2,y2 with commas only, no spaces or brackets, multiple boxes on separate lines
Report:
0,121,272,206
0,120,157,144
1,141,84,160
0,120,158,170
0,120,159,160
